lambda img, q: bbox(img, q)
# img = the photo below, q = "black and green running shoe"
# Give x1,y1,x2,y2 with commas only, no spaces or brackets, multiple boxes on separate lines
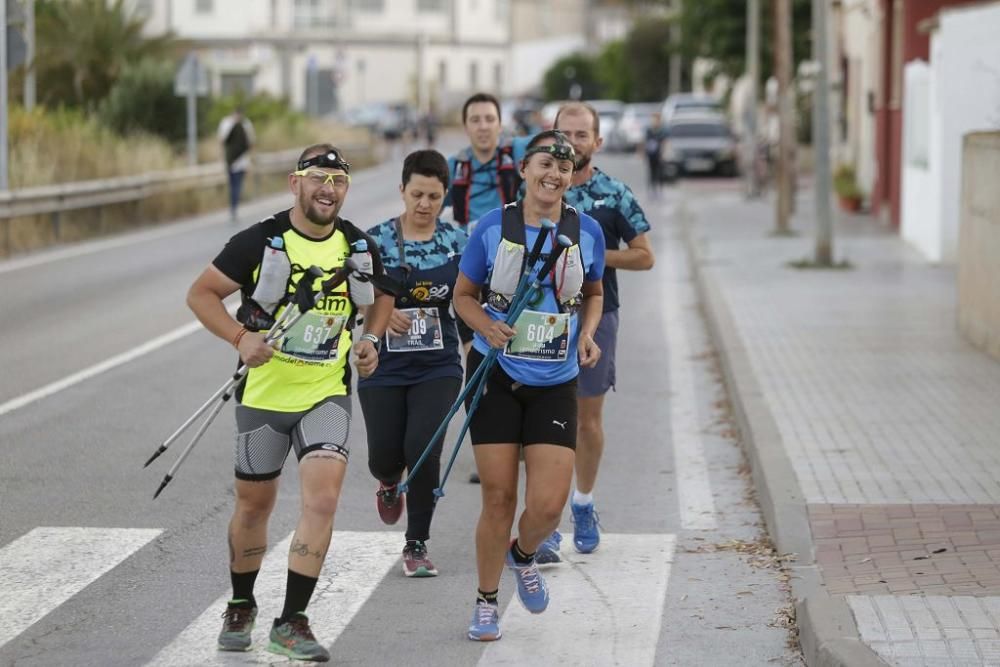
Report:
267,612,330,662
217,600,257,652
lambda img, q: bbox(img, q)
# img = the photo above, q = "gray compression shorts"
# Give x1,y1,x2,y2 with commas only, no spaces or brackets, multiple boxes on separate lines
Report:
233,396,352,481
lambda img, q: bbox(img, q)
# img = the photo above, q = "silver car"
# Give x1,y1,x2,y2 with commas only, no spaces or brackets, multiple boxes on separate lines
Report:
660,115,739,180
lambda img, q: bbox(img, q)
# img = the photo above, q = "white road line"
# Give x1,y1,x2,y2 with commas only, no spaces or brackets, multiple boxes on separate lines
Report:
147,530,403,666
663,243,718,530
0,320,205,417
480,533,677,666
0,527,162,650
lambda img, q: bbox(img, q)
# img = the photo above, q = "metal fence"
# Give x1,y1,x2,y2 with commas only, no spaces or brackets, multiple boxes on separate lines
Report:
0,148,305,221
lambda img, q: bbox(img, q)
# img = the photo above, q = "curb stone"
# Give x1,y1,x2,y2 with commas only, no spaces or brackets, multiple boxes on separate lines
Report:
676,196,886,667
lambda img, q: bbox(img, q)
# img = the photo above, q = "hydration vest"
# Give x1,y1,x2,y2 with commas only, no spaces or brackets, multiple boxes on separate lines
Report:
450,144,521,226
486,202,585,314
236,214,376,332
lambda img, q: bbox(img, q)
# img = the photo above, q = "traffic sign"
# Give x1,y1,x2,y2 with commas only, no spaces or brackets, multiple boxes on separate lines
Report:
6,26,24,69
174,53,209,97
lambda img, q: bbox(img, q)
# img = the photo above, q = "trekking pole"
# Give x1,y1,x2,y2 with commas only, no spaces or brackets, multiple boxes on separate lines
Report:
398,218,557,495
143,266,324,470
148,260,361,498
434,234,571,497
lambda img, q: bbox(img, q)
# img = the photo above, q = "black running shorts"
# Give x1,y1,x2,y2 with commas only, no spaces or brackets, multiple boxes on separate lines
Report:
464,348,578,449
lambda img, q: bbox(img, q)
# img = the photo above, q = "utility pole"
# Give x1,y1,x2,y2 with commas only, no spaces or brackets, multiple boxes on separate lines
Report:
744,0,759,198
1,0,9,191
812,0,834,265
23,0,33,111
774,0,794,233
668,0,682,95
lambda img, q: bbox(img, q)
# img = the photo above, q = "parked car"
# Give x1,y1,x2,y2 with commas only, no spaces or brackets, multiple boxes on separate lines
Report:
611,102,662,152
660,93,723,123
660,114,739,180
340,102,417,140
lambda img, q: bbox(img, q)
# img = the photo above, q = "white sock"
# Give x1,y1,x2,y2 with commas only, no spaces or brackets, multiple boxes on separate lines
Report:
573,490,594,507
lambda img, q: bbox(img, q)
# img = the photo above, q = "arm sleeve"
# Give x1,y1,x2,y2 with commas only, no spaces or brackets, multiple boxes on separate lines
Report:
458,217,490,285
582,216,606,281
619,185,651,236
212,226,266,286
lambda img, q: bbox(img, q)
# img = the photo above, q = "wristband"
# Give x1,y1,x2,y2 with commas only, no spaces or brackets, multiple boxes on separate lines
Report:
360,333,381,350
232,327,248,349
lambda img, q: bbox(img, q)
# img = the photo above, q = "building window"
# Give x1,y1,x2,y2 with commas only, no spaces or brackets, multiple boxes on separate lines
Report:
294,0,338,28
417,0,445,11
493,62,502,88
195,0,213,14
438,60,447,86
351,0,384,11
469,61,478,88
221,73,254,97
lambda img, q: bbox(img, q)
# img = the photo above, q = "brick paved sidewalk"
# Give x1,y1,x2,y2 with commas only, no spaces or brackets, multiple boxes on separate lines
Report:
684,187,1000,667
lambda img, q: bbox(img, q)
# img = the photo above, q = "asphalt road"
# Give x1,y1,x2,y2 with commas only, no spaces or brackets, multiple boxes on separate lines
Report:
0,139,802,667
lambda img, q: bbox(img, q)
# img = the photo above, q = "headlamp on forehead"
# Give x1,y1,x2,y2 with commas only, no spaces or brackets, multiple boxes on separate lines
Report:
523,134,576,163
297,149,351,174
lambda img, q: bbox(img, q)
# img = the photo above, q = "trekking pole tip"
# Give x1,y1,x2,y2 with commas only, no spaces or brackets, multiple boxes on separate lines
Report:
152,475,173,500
398,482,409,495
433,487,445,498
143,447,165,468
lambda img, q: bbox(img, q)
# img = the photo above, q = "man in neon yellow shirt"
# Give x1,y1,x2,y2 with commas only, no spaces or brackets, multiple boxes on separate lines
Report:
187,144,393,662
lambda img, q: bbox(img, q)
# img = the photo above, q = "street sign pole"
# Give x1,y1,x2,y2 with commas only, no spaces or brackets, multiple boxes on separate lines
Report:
1,0,9,191
24,0,33,111
186,55,198,166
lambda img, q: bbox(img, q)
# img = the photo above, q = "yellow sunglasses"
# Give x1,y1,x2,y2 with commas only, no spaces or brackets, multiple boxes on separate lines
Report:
293,169,351,188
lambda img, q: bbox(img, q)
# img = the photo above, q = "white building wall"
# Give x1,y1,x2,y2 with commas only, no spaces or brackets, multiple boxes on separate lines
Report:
933,2,1000,264
508,35,587,97
900,60,941,260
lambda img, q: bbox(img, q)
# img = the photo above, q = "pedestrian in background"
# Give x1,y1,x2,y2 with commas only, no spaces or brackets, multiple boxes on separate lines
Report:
643,112,668,197
218,106,256,223
359,149,467,578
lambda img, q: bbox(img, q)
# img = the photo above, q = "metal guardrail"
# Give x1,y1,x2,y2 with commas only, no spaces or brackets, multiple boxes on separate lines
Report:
0,148,307,220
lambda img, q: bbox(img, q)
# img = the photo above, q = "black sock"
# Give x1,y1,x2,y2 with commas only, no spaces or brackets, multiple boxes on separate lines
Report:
230,569,259,608
280,569,319,621
477,588,499,605
511,539,534,565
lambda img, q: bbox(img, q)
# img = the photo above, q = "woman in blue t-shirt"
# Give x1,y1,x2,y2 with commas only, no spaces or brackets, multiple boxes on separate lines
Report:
453,130,606,641
358,150,467,578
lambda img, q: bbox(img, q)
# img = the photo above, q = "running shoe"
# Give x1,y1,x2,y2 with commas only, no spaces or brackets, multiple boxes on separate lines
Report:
217,600,256,652
376,481,404,525
571,502,601,553
534,530,563,565
402,541,438,578
267,613,330,662
467,600,501,641
505,543,549,614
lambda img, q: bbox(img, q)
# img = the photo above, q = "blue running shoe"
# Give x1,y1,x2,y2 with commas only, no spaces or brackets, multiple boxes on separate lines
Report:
571,502,600,553
505,544,549,614
467,600,501,641
534,530,562,565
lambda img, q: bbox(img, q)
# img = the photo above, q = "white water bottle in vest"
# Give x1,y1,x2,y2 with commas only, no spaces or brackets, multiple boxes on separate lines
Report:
348,239,375,306
250,235,291,315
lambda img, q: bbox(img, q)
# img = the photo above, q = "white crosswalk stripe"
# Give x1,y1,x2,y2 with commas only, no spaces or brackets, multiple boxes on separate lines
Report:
479,534,677,666
146,530,402,666
0,527,162,650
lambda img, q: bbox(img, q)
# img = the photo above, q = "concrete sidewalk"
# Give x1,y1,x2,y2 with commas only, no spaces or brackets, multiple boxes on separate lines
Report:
682,185,1000,667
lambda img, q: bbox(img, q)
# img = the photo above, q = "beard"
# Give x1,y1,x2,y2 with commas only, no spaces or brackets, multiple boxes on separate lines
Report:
299,192,340,226
574,153,592,171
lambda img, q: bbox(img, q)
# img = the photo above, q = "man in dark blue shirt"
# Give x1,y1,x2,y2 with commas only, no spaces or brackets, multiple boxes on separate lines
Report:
537,102,656,560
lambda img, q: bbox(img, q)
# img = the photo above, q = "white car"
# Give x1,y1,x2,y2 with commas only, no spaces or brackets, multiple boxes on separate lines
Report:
613,102,662,152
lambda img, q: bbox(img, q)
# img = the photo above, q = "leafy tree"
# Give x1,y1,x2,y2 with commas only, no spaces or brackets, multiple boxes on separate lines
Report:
678,0,812,81
622,17,682,101
542,54,603,102
98,59,195,143
595,41,632,102
32,0,174,109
